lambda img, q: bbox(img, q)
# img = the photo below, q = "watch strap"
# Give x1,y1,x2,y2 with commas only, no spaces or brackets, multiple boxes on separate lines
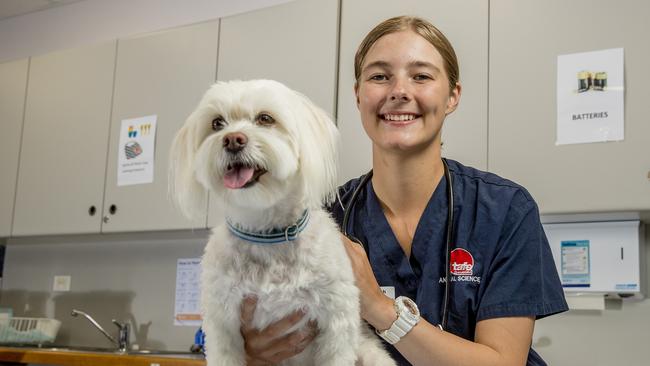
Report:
376,296,420,345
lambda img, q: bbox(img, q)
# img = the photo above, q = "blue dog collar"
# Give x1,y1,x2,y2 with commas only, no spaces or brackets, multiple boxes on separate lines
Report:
226,210,310,245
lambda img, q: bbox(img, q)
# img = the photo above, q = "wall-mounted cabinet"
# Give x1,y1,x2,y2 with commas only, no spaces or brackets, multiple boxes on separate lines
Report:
12,43,117,236
337,0,489,182
11,20,219,237
102,20,219,233
0,59,28,237
489,0,650,214
209,0,339,227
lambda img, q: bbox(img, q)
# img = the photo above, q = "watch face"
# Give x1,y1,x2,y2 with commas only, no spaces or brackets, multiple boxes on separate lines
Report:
404,299,418,315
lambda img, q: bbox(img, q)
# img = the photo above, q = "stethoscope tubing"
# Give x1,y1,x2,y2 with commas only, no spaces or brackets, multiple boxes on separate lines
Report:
341,158,454,331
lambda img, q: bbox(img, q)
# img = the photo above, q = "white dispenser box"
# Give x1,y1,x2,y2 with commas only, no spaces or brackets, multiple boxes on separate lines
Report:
543,221,645,301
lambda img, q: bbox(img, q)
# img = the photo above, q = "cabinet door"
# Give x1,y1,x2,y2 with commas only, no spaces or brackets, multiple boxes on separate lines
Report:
489,0,650,213
0,59,28,237
337,0,489,182
102,20,219,233
209,0,339,227
12,43,116,236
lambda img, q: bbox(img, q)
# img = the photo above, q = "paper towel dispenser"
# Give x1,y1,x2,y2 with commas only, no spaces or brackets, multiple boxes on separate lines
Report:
543,220,645,300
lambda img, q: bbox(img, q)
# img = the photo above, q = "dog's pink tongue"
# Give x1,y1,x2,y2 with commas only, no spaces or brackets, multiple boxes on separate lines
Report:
224,166,255,189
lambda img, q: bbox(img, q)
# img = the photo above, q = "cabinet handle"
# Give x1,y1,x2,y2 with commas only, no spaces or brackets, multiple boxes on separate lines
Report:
88,206,96,216
109,204,117,215
103,216,110,223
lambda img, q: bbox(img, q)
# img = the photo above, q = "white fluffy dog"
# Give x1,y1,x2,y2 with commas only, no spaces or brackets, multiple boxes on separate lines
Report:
170,80,395,366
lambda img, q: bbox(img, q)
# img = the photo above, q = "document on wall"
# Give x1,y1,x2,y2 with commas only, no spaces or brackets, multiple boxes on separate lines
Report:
174,258,202,326
117,115,157,186
556,48,624,145
561,240,591,288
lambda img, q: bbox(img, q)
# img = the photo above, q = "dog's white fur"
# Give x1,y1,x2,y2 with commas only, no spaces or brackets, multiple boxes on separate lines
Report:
170,80,395,366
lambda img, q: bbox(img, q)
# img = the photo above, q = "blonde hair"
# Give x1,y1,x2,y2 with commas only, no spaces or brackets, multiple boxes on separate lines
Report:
354,16,459,92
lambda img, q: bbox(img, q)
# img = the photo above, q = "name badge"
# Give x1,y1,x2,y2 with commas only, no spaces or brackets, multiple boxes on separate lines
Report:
380,286,395,299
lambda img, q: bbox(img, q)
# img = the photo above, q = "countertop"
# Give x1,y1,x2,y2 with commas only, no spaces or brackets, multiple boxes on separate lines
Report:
0,346,206,366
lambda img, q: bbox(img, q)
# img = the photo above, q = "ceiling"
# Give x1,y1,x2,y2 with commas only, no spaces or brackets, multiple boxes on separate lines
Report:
0,0,85,21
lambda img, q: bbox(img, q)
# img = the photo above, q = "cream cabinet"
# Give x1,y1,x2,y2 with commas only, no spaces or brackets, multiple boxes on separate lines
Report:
489,0,650,214
12,43,117,236
208,0,339,227
337,0,489,182
101,20,219,232
0,59,29,237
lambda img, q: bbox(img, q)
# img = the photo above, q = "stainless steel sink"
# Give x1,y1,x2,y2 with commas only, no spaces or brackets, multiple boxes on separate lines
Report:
39,345,117,353
127,349,201,357
7,344,203,358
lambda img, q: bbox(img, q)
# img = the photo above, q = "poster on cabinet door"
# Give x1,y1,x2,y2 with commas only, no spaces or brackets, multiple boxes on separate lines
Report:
174,258,202,326
117,115,157,186
556,48,624,145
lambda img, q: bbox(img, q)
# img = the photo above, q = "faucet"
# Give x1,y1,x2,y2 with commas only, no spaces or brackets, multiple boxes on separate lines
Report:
71,309,130,352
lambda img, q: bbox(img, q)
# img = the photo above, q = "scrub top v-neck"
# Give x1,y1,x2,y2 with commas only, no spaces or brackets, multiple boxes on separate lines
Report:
329,159,568,366
362,174,449,326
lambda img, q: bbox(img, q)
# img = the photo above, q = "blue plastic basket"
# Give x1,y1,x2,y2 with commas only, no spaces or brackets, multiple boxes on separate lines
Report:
0,317,61,344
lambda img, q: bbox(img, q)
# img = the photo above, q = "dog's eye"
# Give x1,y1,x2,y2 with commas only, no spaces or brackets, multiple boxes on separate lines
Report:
256,113,275,126
212,116,226,131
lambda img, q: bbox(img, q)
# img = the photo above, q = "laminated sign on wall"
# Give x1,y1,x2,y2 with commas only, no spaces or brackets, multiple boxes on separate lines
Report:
117,115,157,186
556,48,624,145
174,258,202,326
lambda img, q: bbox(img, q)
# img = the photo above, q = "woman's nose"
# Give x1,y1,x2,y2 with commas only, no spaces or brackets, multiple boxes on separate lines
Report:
389,78,411,101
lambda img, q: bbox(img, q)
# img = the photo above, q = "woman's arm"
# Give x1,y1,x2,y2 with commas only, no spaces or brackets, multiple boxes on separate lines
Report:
342,235,534,366
396,316,534,366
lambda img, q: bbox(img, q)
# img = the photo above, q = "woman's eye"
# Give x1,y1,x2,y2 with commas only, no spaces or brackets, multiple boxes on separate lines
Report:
414,74,432,81
369,74,388,81
256,113,275,126
211,116,226,131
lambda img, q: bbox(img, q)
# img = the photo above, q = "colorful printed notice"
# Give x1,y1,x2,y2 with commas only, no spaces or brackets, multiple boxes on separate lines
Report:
117,115,157,186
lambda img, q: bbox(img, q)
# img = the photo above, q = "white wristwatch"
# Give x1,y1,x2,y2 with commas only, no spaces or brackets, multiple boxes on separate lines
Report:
376,296,421,345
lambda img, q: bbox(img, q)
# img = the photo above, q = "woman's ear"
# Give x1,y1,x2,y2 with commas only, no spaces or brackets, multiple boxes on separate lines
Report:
354,82,361,108
445,82,462,115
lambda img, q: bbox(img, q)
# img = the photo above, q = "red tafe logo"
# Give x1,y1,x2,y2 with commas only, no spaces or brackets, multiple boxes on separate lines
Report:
450,248,474,276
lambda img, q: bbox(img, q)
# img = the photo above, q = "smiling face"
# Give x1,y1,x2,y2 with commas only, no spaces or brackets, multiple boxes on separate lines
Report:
169,79,339,217
355,30,460,155
190,81,300,210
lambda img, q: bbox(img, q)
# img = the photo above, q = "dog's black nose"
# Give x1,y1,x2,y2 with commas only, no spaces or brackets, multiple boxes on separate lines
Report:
223,132,248,153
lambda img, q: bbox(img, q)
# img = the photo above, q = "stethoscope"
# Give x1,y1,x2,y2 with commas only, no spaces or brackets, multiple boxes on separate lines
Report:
340,158,454,331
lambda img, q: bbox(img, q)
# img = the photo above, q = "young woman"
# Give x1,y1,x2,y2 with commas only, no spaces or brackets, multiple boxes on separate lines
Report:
241,16,568,366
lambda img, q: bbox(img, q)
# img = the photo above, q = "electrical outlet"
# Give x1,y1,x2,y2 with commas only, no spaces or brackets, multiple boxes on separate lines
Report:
53,275,71,292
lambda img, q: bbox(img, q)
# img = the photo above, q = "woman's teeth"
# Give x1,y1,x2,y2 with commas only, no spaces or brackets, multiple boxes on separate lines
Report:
383,114,416,121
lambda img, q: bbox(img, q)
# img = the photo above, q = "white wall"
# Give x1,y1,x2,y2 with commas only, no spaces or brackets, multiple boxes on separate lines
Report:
0,0,294,63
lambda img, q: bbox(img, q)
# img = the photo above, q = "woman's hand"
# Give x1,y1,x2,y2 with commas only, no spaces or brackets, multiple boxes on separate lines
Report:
340,234,395,330
240,296,319,365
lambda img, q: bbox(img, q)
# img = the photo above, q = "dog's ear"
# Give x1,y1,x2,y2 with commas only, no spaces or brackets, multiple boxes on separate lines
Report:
295,93,340,209
168,111,208,220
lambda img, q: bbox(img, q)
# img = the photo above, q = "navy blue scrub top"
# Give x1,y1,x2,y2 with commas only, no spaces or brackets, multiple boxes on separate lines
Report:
328,159,568,366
